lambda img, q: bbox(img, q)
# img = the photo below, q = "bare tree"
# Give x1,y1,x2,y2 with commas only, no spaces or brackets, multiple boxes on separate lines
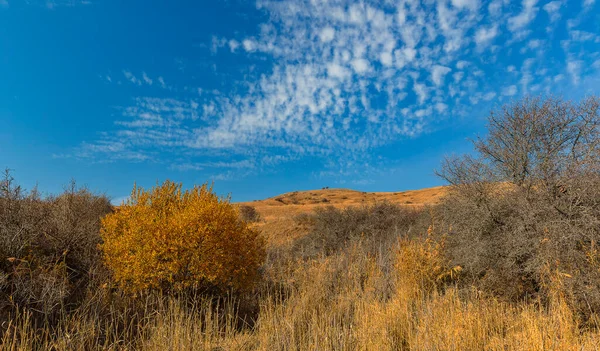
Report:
435,95,600,318
439,96,599,189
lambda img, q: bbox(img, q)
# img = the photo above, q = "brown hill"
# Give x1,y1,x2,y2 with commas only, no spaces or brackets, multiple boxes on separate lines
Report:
237,186,448,245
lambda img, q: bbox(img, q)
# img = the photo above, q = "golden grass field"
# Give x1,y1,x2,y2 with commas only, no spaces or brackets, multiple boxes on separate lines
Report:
239,186,447,218
5,185,600,350
238,186,447,245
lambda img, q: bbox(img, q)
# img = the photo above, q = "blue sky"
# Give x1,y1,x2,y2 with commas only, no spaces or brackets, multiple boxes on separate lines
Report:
1,0,599,203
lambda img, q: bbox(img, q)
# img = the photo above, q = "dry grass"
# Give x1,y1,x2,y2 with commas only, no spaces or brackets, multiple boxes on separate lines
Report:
238,186,445,248
238,186,447,223
4,221,600,350
3,185,600,350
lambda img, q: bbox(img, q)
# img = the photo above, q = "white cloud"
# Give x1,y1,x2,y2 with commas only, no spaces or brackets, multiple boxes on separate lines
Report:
158,77,167,89
414,108,432,118
327,63,350,79
567,18,579,29
319,27,335,42
400,48,417,64
487,0,504,16
142,72,153,85
508,0,539,35
453,72,464,82
121,70,168,88
474,25,498,49
380,52,393,66
350,58,370,74
543,1,562,22
450,0,480,11
242,39,256,52
431,65,451,86
436,0,475,53
435,102,448,113
566,57,583,85
502,85,518,96
123,70,141,86
583,0,595,8
413,83,429,104
483,92,497,100
456,60,469,70
82,0,600,174
173,160,255,171
570,30,597,42
228,39,240,52
45,0,91,8
527,39,543,49
348,3,365,24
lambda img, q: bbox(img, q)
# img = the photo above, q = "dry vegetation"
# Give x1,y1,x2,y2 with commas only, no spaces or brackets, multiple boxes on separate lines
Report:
101,181,265,294
2,95,600,350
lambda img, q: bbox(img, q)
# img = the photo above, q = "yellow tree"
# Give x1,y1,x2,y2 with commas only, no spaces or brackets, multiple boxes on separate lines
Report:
100,180,265,294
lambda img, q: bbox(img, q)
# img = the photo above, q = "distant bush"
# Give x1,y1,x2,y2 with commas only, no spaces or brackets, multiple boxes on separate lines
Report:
100,181,266,295
0,170,112,319
294,202,423,257
293,212,315,227
239,205,261,223
436,95,600,317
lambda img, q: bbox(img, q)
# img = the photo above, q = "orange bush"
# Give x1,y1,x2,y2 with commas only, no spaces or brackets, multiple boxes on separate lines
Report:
100,180,266,294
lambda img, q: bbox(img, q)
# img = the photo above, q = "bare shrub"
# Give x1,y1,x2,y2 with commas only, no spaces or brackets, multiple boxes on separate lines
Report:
239,205,261,223
0,170,45,260
435,95,600,317
0,170,112,320
293,202,424,257
293,212,315,227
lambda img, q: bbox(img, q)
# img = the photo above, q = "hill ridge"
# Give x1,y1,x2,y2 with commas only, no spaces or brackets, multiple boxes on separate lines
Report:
237,186,448,231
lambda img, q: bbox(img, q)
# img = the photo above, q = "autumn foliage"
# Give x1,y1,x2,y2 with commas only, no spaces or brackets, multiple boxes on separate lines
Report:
100,180,266,294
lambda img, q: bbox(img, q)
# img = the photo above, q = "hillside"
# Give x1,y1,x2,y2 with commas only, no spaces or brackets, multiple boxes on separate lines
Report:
237,186,448,245
238,186,447,220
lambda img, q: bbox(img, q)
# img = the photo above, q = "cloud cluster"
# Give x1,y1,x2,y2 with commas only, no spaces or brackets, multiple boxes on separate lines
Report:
121,71,169,89
17,0,93,9
85,0,600,178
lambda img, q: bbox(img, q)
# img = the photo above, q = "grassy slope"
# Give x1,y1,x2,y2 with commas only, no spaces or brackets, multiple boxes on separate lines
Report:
238,186,446,218
237,186,447,245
